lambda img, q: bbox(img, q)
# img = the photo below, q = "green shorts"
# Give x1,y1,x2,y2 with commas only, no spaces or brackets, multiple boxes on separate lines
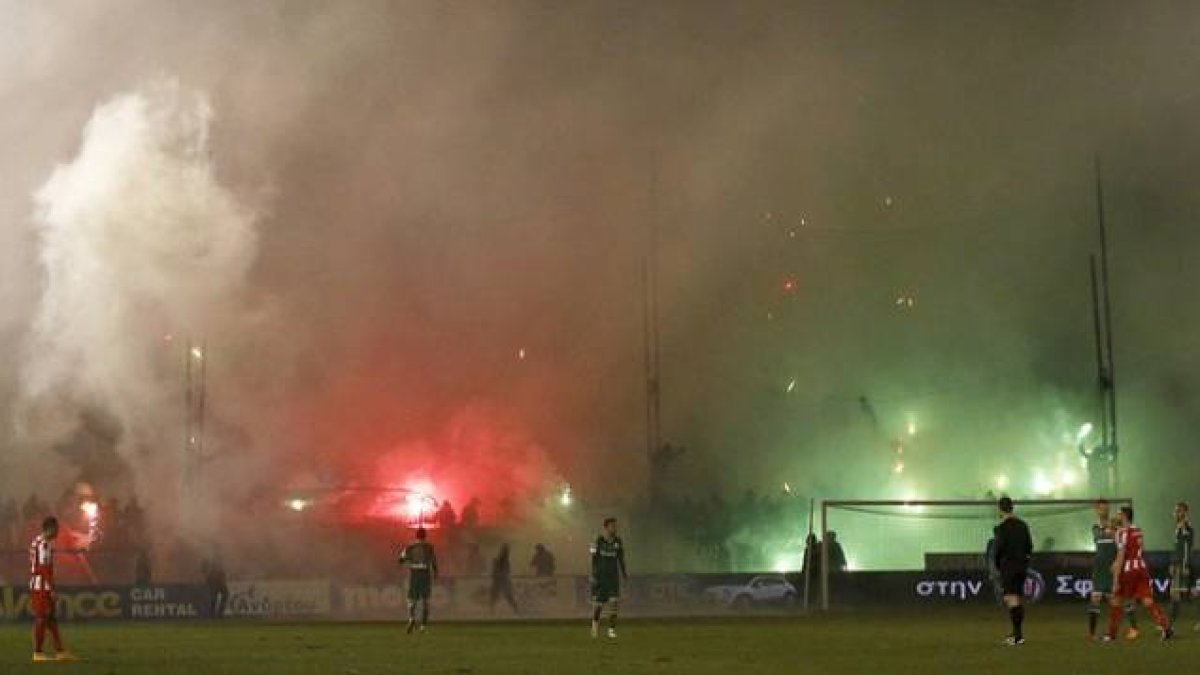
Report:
408,570,432,601
1169,564,1193,594
591,578,621,603
1091,569,1114,595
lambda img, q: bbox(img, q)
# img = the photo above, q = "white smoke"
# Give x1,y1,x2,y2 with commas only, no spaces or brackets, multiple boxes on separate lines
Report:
17,79,259,518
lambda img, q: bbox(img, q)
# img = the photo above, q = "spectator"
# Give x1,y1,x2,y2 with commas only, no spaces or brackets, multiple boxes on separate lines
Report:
435,501,457,532
825,531,847,573
802,533,823,579
465,543,485,576
123,498,146,546
134,548,152,586
461,498,481,530
22,494,45,525
530,543,556,577
0,497,18,548
490,544,519,613
201,547,229,618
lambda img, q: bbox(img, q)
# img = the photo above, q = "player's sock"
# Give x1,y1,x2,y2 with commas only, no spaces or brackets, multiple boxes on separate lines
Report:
1125,603,1138,628
1008,605,1024,640
1148,602,1170,630
46,620,63,652
1107,604,1122,637
1088,603,1100,635
592,605,603,623
33,618,45,653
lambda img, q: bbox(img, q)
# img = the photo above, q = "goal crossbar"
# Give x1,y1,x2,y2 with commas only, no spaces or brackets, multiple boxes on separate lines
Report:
815,497,1134,610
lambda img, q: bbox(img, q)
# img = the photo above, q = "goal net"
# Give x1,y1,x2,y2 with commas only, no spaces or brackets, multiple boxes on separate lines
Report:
815,498,1132,609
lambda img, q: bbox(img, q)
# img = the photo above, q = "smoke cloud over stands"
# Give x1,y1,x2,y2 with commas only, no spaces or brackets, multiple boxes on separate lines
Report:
0,1,1199,571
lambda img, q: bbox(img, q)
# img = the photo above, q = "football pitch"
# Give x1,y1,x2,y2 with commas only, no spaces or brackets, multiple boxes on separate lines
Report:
1,606,1197,674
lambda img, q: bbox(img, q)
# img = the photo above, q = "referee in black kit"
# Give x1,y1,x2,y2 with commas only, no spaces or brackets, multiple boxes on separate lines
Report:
992,497,1033,645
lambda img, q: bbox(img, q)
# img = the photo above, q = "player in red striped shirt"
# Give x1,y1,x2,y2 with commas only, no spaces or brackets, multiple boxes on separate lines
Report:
29,517,77,662
1104,506,1173,642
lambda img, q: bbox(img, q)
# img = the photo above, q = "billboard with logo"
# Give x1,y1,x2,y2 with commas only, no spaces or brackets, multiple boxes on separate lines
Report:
0,586,124,621
127,586,211,619
225,580,332,618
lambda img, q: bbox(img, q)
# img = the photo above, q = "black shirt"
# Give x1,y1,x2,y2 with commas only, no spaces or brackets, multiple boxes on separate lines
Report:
992,516,1033,571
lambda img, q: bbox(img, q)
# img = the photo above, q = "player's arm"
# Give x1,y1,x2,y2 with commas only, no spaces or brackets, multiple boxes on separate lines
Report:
1111,530,1125,591
398,543,409,566
430,545,439,580
617,542,628,581
589,538,600,583
991,526,1006,568
1182,523,1194,574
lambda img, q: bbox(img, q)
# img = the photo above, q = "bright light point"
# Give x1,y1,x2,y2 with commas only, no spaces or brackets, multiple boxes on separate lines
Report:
785,379,797,393
994,474,1010,490
782,278,798,293
190,347,204,360
559,484,573,507
893,460,905,474
1077,422,1094,442
397,479,438,522
884,196,894,207
287,499,309,512
517,348,526,360
783,482,792,495
1032,470,1054,496
772,555,800,573
906,421,917,436
80,500,99,519
799,217,807,226
787,229,797,238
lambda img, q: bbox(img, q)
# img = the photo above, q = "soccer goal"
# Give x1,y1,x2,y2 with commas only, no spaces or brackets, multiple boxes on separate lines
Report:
815,498,1133,610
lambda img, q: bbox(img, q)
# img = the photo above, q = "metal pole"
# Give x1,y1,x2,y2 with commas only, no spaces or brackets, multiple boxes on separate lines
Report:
1094,159,1119,491
802,497,815,611
820,501,829,611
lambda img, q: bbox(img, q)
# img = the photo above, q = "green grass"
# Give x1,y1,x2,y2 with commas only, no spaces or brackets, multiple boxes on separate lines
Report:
1,606,1197,674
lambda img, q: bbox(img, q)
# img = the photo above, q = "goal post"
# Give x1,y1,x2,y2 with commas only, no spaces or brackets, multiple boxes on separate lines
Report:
818,498,1133,610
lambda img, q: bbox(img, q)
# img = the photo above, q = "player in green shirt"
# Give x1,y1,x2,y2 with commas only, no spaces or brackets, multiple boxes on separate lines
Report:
1169,501,1195,629
399,527,438,634
1089,500,1138,639
590,517,628,639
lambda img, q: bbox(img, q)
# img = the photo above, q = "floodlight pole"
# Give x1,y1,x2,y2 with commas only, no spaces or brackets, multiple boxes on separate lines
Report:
1088,158,1119,494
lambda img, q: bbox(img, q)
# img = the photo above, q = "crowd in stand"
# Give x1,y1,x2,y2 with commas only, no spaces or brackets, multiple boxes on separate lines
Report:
0,488,147,552
650,489,802,571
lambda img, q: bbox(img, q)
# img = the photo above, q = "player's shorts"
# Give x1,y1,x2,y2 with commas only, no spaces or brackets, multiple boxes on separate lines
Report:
408,571,432,601
30,591,55,619
999,569,1027,596
1117,570,1153,600
1169,564,1193,594
1091,569,1114,595
591,579,620,603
